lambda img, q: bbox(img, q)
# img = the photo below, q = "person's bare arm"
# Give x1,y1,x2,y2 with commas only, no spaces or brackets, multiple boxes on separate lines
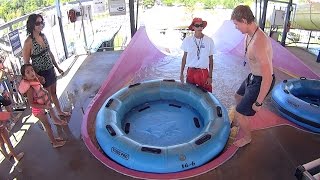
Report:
42,34,63,74
254,39,273,104
206,55,214,85
180,52,187,82
49,50,64,75
209,55,213,77
22,38,32,64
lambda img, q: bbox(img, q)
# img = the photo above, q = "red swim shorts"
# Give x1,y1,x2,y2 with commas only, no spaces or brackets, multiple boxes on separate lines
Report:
186,68,212,92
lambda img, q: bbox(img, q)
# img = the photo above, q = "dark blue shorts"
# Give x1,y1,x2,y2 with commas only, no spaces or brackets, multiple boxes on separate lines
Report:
37,67,57,88
236,73,275,116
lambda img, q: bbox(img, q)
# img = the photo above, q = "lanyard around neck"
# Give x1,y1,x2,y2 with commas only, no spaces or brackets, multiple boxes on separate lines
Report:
245,26,259,56
243,26,259,66
194,36,203,60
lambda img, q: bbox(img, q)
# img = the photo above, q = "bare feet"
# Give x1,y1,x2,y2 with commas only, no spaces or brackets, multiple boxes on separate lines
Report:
8,152,13,159
14,152,24,161
51,137,66,144
11,115,19,123
3,152,13,159
229,106,239,127
229,126,240,140
52,119,67,126
233,137,252,147
231,120,239,127
58,111,71,117
52,140,66,148
55,137,64,141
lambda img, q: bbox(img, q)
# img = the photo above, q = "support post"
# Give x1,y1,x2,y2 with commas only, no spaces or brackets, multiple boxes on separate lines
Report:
260,0,268,31
259,0,262,24
255,0,258,21
80,4,88,52
135,0,139,30
317,51,320,63
307,31,312,49
129,0,136,37
55,0,68,59
281,0,292,46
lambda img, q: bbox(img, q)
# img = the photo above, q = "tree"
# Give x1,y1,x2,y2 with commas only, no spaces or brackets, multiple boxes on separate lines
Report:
163,0,175,6
179,0,197,7
0,0,73,22
202,0,219,9
143,0,155,7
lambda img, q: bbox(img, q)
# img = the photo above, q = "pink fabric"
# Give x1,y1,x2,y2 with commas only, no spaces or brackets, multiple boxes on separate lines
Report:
251,108,297,130
31,107,45,116
92,27,165,101
0,112,10,129
0,112,11,121
211,20,244,53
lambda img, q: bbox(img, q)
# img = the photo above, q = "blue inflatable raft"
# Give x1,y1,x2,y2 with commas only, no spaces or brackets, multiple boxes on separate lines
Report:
95,79,230,173
272,77,320,133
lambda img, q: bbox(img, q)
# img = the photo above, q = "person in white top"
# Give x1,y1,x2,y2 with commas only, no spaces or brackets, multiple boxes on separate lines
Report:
180,18,215,92
231,5,275,147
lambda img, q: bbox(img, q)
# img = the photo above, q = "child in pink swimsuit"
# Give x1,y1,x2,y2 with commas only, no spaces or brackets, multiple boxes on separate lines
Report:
19,76,51,116
19,64,66,148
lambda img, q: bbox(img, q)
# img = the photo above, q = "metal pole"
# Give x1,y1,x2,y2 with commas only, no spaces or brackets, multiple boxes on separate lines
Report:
260,0,268,31
80,4,88,52
135,0,139,30
55,0,68,59
259,0,262,24
281,0,292,46
129,0,136,37
77,1,89,53
255,0,258,21
307,31,312,49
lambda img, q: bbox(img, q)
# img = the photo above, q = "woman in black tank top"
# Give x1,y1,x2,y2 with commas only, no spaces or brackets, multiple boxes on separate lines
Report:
22,14,71,119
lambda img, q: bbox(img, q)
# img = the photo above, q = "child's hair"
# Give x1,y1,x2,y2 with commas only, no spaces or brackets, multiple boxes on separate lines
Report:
20,64,33,77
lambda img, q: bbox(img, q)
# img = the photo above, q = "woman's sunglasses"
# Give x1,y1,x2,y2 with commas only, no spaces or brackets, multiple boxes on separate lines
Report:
193,24,203,28
35,21,44,26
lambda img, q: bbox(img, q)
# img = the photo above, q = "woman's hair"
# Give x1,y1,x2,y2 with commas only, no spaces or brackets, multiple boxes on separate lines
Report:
20,64,33,77
26,14,44,38
231,5,255,24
